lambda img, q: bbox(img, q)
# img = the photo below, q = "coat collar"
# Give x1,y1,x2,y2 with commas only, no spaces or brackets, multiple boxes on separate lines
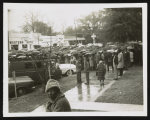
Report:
49,92,64,103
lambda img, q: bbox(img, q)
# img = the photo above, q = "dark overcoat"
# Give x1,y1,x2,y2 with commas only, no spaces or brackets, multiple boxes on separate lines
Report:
46,92,71,112
97,63,106,80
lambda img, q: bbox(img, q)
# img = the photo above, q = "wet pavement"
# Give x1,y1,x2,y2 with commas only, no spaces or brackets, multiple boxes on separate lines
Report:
32,69,125,112
32,69,143,112
65,80,116,102
32,81,117,112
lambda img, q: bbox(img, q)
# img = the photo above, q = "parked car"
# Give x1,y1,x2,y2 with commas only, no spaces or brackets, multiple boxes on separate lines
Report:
9,76,35,97
8,60,58,85
59,64,76,76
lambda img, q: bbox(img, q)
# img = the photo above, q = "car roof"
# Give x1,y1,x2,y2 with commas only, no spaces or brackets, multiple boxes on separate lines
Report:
9,76,33,82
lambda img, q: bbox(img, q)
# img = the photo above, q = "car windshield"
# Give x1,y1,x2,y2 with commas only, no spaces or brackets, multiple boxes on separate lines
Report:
9,76,33,83
59,64,74,68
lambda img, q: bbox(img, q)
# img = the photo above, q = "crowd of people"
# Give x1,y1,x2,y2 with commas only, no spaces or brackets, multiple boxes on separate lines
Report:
44,45,142,112
73,47,142,88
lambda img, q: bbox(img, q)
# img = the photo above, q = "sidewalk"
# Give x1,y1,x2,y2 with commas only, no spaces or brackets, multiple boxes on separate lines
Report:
95,66,143,105
32,66,143,112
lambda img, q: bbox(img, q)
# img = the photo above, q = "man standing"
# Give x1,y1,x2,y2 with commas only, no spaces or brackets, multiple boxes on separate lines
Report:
123,48,130,70
45,79,71,112
113,50,118,80
95,52,100,68
89,54,94,70
129,49,134,67
84,58,90,85
76,57,82,84
117,49,124,76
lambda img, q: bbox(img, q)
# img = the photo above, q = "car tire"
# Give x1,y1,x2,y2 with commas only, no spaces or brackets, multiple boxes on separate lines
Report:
66,70,73,76
17,87,26,96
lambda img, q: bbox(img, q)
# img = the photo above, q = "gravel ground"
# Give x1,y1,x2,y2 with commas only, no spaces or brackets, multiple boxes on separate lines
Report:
95,66,143,105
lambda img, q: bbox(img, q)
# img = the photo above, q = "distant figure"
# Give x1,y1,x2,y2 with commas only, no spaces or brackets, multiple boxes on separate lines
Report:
84,58,90,85
70,56,76,65
123,48,130,70
103,52,109,72
117,49,124,76
100,51,105,60
83,55,87,70
53,63,62,80
129,50,134,67
95,52,100,66
113,50,118,80
45,79,71,112
97,60,106,89
107,52,114,72
76,58,82,84
89,54,94,70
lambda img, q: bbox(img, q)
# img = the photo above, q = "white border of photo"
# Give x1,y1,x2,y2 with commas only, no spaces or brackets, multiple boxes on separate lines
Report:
3,3,147,117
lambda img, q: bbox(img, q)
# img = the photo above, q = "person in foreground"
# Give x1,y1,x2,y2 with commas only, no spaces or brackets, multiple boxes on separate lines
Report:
45,79,71,112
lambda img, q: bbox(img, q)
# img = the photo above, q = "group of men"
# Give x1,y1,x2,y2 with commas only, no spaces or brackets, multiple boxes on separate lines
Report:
44,47,136,112
76,48,135,88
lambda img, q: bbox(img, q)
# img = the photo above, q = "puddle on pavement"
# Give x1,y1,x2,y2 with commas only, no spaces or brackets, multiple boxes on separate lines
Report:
65,83,100,102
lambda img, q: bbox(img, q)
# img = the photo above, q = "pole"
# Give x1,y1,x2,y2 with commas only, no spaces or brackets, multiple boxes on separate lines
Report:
48,35,51,79
12,71,17,98
69,55,71,76
74,19,78,45
8,9,10,51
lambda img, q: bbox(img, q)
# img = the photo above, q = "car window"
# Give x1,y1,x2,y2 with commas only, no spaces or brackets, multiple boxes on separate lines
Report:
25,62,34,69
36,62,42,68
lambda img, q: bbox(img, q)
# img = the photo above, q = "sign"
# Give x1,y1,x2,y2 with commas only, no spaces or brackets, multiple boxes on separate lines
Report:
91,33,96,44
91,33,96,39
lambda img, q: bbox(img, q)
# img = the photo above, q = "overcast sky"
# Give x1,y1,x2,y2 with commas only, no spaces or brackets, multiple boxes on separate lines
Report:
5,3,145,32
6,3,105,32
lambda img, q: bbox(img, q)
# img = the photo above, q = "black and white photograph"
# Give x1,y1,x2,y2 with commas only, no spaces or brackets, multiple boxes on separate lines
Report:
3,3,147,116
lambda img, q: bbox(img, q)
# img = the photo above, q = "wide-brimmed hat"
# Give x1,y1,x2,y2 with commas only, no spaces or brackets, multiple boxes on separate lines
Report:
45,79,60,92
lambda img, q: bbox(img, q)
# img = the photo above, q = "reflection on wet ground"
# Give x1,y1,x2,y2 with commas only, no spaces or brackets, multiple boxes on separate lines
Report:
32,70,125,112
65,70,116,102
65,83,100,102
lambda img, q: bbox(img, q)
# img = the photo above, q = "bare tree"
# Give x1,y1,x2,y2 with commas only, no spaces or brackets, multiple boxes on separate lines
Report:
22,11,54,36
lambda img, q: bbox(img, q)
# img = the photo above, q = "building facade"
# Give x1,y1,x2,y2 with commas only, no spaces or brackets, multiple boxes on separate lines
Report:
8,31,85,51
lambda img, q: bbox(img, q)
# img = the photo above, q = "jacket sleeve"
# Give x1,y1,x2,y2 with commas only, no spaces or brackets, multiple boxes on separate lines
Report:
45,102,52,112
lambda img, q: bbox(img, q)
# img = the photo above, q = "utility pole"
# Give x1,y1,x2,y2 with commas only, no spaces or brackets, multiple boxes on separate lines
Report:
48,34,52,79
74,19,78,45
8,9,10,51
12,71,17,98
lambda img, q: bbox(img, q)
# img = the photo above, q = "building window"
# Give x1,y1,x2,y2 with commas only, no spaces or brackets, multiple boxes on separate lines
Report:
11,45,18,50
34,45,41,49
22,44,27,48
25,62,42,69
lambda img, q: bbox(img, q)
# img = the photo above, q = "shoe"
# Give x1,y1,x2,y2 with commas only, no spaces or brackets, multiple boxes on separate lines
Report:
113,78,118,80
